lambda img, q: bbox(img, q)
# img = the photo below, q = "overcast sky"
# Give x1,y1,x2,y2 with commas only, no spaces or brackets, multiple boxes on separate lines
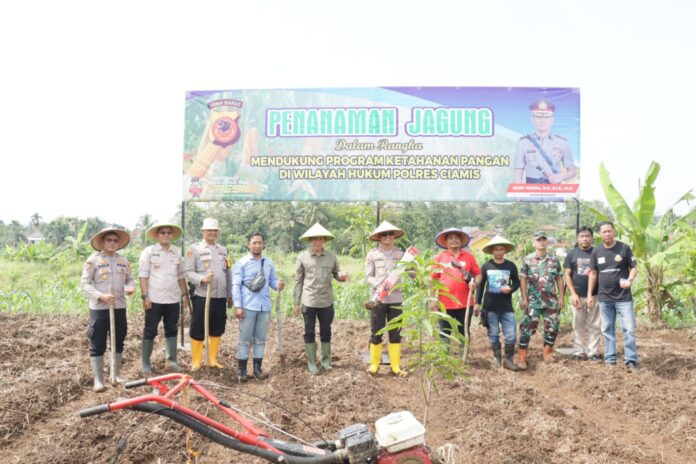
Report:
2,0,695,228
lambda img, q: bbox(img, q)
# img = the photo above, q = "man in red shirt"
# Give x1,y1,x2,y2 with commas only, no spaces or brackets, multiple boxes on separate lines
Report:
432,228,481,350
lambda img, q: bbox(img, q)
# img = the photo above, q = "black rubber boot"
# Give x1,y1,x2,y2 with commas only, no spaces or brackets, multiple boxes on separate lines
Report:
237,359,248,382
503,343,517,371
491,343,502,367
253,358,269,380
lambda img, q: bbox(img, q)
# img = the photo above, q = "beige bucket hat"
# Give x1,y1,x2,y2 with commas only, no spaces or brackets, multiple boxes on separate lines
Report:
90,227,131,251
482,235,515,254
300,223,335,241
369,221,405,241
200,218,220,230
146,223,183,242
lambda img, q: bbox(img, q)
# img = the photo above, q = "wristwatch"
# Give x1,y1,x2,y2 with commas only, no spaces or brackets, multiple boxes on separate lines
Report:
141,294,148,300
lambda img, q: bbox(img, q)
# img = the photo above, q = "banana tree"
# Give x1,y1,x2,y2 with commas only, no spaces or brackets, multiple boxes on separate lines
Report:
593,161,696,322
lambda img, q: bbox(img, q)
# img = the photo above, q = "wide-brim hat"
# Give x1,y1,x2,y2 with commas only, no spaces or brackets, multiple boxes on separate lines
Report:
482,235,515,254
369,221,405,241
201,218,220,230
146,223,183,242
300,223,335,241
435,228,470,249
90,228,130,251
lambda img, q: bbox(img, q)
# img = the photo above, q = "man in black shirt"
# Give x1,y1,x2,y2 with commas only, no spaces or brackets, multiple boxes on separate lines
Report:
475,236,520,370
588,221,639,372
563,226,601,362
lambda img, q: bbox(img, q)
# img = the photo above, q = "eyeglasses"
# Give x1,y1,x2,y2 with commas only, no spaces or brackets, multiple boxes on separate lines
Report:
380,232,395,237
104,238,120,243
158,230,173,235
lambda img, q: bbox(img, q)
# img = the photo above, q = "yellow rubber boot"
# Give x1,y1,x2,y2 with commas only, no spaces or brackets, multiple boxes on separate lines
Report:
367,343,381,375
208,336,225,369
190,339,204,371
387,343,407,377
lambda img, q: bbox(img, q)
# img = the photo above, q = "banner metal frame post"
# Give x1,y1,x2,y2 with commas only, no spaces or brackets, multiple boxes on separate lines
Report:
573,197,580,233
179,201,190,350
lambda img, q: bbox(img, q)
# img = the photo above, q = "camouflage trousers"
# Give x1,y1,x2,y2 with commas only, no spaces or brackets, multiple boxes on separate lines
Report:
518,306,560,348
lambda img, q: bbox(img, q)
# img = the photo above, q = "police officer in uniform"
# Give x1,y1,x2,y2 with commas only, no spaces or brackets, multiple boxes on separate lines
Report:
139,223,190,373
80,228,135,392
513,99,577,184
184,218,231,370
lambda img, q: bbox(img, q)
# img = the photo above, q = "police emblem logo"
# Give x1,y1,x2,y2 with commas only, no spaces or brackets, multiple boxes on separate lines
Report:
615,255,622,262
208,110,241,148
538,101,548,110
189,177,203,198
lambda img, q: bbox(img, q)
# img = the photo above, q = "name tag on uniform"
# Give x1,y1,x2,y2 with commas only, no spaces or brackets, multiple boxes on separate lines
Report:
598,257,606,264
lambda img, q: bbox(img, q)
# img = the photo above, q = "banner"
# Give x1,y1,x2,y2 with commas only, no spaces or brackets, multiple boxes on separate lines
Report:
183,87,580,202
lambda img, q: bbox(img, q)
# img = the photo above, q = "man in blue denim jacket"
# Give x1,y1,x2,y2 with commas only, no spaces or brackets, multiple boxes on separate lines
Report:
232,232,284,381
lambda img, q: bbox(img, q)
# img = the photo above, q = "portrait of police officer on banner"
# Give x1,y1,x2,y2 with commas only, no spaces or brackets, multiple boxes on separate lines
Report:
513,99,577,184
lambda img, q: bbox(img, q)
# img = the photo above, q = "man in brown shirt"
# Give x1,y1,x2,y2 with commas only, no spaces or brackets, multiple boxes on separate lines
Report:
294,223,348,373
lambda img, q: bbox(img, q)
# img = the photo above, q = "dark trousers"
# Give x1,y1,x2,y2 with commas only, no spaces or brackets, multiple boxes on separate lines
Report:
143,302,180,340
439,307,473,342
370,303,402,344
87,308,127,357
302,304,334,343
190,296,227,341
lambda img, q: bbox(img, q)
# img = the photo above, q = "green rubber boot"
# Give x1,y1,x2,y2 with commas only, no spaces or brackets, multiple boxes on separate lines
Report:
320,342,332,370
164,337,180,371
305,343,320,374
141,339,154,374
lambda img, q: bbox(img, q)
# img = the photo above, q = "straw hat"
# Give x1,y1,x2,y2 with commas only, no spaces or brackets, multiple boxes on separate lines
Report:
369,221,405,241
146,223,183,242
200,218,220,230
482,235,515,254
90,227,130,251
300,223,335,241
435,228,470,249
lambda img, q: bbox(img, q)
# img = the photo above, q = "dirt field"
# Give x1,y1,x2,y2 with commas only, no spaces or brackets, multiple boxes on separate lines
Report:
2,311,695,464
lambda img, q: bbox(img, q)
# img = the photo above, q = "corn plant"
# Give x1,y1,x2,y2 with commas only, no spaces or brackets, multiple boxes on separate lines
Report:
381,255,467,427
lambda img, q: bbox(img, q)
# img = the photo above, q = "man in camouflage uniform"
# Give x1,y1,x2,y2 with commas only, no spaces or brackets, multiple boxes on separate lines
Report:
517,231,565,369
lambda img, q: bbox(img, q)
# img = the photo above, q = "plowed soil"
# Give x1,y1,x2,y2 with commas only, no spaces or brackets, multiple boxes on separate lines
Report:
2,312,695,463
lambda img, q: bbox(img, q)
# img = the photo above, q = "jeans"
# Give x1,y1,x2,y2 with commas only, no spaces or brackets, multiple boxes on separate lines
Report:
237,309,270,360
486,311,517,345
599,300,637,365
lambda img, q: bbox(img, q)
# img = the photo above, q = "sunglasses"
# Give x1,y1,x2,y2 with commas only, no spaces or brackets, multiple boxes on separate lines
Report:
104,237,120,243
380,232,395,237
